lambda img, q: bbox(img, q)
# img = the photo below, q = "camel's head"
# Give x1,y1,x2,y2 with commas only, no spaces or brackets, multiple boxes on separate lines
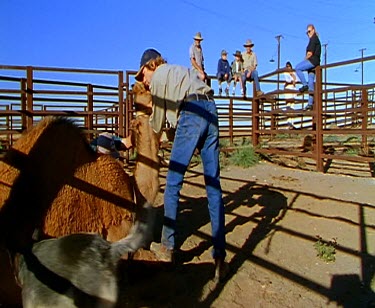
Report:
132,82,152,115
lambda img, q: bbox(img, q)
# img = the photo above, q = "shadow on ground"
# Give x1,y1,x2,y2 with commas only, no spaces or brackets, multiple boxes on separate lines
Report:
119,167,375,308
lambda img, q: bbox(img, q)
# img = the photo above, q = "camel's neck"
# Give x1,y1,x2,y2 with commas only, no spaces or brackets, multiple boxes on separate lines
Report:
134,115,160,206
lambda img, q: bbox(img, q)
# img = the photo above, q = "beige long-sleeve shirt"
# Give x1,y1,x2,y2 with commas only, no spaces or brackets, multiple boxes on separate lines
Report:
242,51,258,71
149,63,213,134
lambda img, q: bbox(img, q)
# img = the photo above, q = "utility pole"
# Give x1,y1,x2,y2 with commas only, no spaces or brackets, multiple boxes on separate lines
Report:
359,48,366,85
275,34,283,92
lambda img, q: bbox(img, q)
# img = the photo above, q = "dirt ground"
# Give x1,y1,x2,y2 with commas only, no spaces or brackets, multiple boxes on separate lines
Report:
121,161,375,308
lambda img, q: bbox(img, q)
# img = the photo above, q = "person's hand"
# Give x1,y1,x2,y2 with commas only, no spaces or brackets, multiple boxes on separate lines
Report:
198,71,206,81
246,71,251,78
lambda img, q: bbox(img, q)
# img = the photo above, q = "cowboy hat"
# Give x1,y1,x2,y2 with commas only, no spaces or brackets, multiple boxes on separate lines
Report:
233,50,242,57
193,32,203,41
243,39,254,47
135,48,161,82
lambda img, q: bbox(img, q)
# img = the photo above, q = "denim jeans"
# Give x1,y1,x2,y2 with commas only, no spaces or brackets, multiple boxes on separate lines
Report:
241,69,261,94
162,99,226,259
295,59,315,105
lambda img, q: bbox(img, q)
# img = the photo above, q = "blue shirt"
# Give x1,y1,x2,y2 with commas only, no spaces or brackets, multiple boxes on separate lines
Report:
217,58,231,75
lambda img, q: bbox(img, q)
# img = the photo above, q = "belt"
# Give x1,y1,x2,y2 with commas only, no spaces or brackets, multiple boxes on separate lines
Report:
184,93,214,103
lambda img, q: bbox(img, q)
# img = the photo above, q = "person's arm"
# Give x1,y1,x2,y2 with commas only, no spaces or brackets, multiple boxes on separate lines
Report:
190,46,203,72
291,72,297,86
305,51,313,60
305,37,316,60
244,55,256,72
191,56,203,72
217,59,222,75
231,61,235,74
251,53,258,71
149,74,167,135
225,61,231,76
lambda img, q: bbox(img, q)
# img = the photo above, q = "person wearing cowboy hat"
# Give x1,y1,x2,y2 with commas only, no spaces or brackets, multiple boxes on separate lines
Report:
216,50,231,97
189,32,207,82
241,39,264,98
231,50,244,96
135,48,228,282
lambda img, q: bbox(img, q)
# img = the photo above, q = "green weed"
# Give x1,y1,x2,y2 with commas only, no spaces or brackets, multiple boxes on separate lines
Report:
229,146,259,168
190,154,202,165
314,236,337,263
219,138,230,148
345,147,359,156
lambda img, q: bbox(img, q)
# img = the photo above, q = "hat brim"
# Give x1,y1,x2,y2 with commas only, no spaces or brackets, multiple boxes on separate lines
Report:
134,65,145,82
244,44,254,47
194,37,203,41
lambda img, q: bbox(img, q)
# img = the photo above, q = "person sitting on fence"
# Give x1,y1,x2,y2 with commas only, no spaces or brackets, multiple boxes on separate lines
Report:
241,39,264,98
284,61,298,129
189,32,207,82
284,62,297,104
216,50,232,97
294,24,321,111
231,50,244,96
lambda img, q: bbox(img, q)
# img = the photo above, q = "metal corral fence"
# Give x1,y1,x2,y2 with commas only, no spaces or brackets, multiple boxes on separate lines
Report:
0,65,127,146
250,55,375,175
0,56,374,175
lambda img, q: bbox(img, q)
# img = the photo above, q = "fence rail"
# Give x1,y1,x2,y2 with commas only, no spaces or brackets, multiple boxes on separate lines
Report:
0,56,374,176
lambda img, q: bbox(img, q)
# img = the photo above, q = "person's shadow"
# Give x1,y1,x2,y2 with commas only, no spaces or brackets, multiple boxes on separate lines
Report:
119,181,290,307
329,273,375,307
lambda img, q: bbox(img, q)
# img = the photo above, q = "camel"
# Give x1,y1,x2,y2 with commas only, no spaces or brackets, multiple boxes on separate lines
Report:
0,82,159,306
131,82,160,208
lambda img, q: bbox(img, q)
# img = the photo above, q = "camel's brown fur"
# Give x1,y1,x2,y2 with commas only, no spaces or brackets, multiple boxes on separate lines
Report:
131,82,160,207
0,117,135,251
0,82,160,305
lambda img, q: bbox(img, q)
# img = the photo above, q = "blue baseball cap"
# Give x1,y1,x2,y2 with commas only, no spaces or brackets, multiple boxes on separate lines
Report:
135,48,161,81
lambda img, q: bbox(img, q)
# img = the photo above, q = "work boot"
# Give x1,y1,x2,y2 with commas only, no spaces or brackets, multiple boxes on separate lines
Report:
256,90,264,97
218,88,223,97
304,104,313,111
214,258,230,282
150,242,174,263
299,85,309,93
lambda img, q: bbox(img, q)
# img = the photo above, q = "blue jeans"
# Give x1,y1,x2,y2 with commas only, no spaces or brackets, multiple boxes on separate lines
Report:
241,69,261,94
295,59,315,106
162,99,226,260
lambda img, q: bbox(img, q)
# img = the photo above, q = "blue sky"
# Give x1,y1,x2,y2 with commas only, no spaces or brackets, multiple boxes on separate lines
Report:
1,0,374,88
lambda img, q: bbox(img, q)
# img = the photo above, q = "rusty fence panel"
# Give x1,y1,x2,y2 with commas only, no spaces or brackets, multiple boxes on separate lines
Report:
0,59,374,175
0,65,124,147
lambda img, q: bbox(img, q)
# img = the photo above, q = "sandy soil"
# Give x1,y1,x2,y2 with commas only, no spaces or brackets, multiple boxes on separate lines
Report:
121,161,375,308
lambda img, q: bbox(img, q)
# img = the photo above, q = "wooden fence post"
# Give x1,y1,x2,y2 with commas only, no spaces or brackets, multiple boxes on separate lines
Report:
26,66,33,128
20,78,27,131
229,98,233,146
315,66,323,172
118,71,124,137
252,95,259,148
87,84,93,139
361,87,368,153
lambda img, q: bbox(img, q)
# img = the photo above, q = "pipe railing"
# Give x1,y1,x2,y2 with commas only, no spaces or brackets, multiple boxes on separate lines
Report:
0,58,374,175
